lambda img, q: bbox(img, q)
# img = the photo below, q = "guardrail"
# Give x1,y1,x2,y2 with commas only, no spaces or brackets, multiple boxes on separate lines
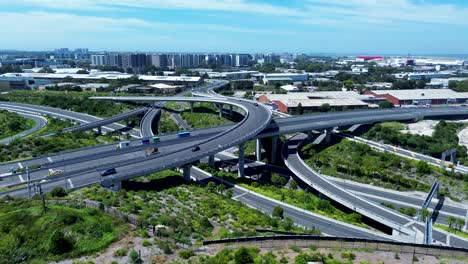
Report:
203,235,468,259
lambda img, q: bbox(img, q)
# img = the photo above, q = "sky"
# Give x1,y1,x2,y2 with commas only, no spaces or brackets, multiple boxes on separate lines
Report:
0,0,467,54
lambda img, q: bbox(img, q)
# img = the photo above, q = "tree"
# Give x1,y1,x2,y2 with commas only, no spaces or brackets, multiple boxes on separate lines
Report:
48,230,73,254
419,209,430,221
319,103,331,112
234,247,254,264
76,69,89,74
215,184,226,194
289,179,298,190
378,101,394,108
343,79,354,90
272,206,284,219
447,216,457,229
456,218,465,231
416,160,431,175
50,186,67,197
271,174,287,186
297,103,304,115
206,181,216,193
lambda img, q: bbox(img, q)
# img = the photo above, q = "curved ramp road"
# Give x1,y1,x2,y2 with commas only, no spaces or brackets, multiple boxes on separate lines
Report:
0,102,141,138
0,108,47,144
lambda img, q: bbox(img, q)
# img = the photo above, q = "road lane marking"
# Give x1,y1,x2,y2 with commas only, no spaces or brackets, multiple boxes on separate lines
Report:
17,162,23,169
47,157,53,163
18,175,25,183
233,192,248,199
67,179,74,188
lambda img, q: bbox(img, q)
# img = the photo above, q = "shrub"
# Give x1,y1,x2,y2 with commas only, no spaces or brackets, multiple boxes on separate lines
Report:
50,186,68,197
341,251,356,260
129,249,140,264
272,206,284,219
142,240,151,247
114,248,128,257
178,249,195,259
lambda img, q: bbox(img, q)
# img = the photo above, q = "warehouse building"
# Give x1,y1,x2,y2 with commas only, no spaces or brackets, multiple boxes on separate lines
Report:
256,91,378,113
364,89,468,106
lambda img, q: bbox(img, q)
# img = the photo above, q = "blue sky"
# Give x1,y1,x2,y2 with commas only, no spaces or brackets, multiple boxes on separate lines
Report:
1,0,467,54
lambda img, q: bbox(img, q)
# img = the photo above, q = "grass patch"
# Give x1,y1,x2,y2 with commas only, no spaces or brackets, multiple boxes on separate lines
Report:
0,198,127,263
181,104,233,128
0,110,34,140
160,112,181,133
435,224,468,239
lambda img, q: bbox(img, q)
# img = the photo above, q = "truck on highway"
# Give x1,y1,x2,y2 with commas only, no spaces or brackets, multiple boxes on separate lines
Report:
48,169,63,176
177,131,190,138
116,141,131,150
145,147,159,156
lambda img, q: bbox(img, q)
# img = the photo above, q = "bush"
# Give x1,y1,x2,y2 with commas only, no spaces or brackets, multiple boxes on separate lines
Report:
234,247,254,264
272,206,284,219
178,249,195,259
114,248,128,257
129,249,140,264
50,186,68,197
48,230,74,254
341,251,356,260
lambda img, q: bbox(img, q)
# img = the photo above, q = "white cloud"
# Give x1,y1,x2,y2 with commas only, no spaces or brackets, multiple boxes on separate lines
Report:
12,0,305,17
305,0,468,26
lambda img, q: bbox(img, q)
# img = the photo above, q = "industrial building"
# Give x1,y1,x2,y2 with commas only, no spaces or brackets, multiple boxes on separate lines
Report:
257,73,309,85
256,91,379,113
364,89,468,106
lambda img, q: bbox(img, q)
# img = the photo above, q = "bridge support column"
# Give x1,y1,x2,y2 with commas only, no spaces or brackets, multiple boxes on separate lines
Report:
307,130,313,140
190,102,194,112
271,136,278,164
218,104,223,117
208,155,215,167
325,128,332,144
183,164,192,182
97,126,102,135
238,142,245,178
229,105,233,118
255,139,262,161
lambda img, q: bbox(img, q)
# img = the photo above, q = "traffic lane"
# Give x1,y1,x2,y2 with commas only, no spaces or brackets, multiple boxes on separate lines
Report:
0,125,229,175
103,101,271,183
0,111,47,144
285,134,412,226
0,136,210,189
333,181,467,217
234,189,391,240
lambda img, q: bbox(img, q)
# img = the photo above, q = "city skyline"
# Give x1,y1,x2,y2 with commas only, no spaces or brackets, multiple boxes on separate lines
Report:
1,0,467,54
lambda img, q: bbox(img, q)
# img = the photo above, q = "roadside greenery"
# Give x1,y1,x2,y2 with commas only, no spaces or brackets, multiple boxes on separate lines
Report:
159,112,181,133
301,139,468,201
181,104,233,128
197,163,367,229
73,170,307,252
435,224,468,239
0,91,134,117
0,129,103,163
0,110,34,140
364,120,468,164
0,197,127,263
449,80,468,92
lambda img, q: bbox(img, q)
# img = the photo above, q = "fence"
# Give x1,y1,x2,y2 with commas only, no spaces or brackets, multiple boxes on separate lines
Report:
203,235,468,259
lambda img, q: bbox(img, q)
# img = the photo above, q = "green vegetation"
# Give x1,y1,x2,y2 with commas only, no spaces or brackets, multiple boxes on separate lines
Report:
365,120,468,164
0,198,127,263
0,110,34,140
181,103,233,128
197,163,367,229
435,224,468,239
380,202,417,217
73,170,307,250
159,112,181,133
302,140,431,192
0,129,103,163
0,90,134,117
449,80,468,92
302,139,468,201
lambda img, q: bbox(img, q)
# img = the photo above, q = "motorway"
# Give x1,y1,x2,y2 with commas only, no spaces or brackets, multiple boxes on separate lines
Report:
0,108,47,144
283,132,468,247
2,86,468,246
0,102,141,138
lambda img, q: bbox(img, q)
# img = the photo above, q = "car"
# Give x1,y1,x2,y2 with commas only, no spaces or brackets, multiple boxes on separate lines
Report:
101,168,117,177
254,103,259,106
192,146,201,152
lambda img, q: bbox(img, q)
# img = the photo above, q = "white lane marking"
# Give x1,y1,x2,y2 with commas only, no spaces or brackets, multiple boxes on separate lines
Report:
67,179,74,188
18,175,25,183
233,192,248,199
17,162,23,169
47,157,53,163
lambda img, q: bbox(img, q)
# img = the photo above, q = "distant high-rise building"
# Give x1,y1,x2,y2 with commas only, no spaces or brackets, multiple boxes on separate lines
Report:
149,54,168,69
236,54,251,67
91,54,106,66
105,54,122,67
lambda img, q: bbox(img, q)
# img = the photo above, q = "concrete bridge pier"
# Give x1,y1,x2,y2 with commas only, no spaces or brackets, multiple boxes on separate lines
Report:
183,164,192,181
229,105,234,118
97,126,102,135
190,102,194,112
208,155,215,167
217,103,223,117
325,127,333,144
238,142,245,177
271,136,278,164
255,139,262,161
